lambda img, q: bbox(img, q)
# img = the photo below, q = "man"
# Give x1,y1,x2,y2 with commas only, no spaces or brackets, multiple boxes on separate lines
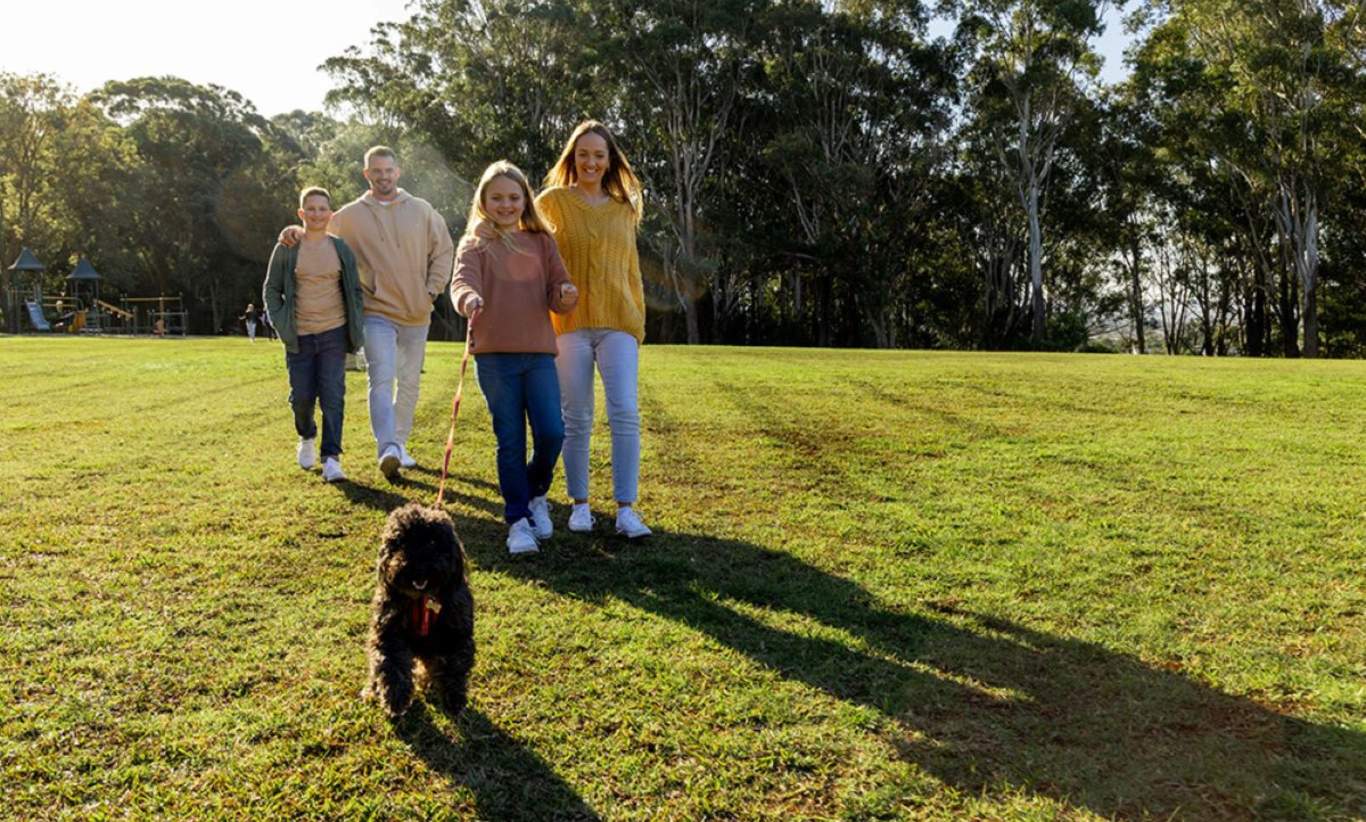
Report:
281,146,454,478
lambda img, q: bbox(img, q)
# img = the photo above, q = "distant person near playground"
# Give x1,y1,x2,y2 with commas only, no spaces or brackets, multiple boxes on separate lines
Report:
239,303,259,341
263,187,366,483
279,146,454,480
451,161,579,555
538,120,651,540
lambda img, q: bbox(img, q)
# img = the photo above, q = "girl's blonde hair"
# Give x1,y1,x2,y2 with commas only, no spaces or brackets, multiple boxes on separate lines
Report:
544,120,643,220
463,161,548,249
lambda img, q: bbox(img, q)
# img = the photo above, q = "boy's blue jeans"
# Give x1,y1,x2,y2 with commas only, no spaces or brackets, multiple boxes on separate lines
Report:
285,325,348,458
474,353,565,523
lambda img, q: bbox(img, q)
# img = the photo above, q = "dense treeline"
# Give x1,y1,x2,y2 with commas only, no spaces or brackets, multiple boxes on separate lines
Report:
2,0,1363,354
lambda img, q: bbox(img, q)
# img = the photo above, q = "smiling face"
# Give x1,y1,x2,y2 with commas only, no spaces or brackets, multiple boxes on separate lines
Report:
363,154,401,199
298,193,333,232
573,132,610,188
482,175,525,229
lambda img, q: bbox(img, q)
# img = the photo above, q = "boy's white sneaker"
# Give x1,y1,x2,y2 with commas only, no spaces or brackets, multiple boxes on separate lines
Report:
528,495,553,540
399,446,417,469
297,438,317,470
507,518,540,555
567,503,594,533
615,507,652,540
321,457,346,483
378,445,401,478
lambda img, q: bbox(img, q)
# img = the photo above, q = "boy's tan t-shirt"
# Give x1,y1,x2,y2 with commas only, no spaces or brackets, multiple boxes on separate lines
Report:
294,238,346,335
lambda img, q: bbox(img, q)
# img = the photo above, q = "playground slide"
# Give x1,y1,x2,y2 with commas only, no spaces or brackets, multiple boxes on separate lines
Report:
24,300,51,331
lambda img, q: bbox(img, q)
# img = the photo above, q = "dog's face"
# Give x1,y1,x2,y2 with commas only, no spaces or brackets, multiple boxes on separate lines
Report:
378,503,465,599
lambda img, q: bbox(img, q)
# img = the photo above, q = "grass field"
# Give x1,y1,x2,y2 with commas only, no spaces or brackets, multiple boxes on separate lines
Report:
1,336,1364,820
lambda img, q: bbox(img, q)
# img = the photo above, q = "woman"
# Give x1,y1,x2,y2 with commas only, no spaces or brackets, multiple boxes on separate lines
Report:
263,187,366,482
536,121,651,539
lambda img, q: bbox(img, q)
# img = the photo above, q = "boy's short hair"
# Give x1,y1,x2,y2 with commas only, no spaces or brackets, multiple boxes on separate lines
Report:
299,186,332,208
364,145,398,167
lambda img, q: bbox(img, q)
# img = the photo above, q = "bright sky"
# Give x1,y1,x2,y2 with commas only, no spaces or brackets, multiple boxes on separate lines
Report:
2,0,413,117
3,2,1134,117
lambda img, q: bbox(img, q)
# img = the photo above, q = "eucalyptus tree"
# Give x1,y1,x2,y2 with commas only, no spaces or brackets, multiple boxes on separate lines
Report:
596,0,767,344
753,0,956,346
1137,0,1364,357
322,0,605,183
955,0,1114,342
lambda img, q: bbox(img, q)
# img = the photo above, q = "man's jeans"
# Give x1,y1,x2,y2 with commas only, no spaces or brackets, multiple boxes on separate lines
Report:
363,315,429,458
285,325,348,458
555,328,640,504
475,353,565,524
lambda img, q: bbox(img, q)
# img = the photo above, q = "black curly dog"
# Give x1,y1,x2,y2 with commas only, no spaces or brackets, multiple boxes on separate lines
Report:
366,503,475,719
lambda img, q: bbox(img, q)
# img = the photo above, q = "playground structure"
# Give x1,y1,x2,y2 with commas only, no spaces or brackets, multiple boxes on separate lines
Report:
4,248,186,336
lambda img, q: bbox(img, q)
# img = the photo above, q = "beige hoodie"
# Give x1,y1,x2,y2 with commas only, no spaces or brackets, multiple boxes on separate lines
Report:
329,189,455,326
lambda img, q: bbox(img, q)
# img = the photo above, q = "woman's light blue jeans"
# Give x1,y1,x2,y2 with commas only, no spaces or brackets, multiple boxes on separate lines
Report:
555,328,640,504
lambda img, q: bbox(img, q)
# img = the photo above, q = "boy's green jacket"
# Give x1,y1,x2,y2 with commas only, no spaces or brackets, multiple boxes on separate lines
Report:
262,236,366,354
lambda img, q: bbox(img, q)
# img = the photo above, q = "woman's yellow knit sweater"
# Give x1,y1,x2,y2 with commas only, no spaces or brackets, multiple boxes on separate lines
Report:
535,186,646,343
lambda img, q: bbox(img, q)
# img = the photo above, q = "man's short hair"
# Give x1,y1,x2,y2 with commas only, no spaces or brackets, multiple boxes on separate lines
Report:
364,145,398,167
299,186,332,208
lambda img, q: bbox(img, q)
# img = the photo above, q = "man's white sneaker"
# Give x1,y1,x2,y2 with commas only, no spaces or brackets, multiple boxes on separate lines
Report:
567,503,594,533
321,457,346,483
297,438,317,470
507,518,540,555
528,495,553,540
398,446,417,469
615,508,652,539
378,445,401,478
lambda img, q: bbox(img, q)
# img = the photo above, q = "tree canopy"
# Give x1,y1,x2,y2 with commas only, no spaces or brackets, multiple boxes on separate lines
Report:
2,0,1362,354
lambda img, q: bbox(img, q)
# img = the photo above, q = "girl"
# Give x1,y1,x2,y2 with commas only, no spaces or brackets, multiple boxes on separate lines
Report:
263,187,366,482
536,121,651,539
451,162,579,555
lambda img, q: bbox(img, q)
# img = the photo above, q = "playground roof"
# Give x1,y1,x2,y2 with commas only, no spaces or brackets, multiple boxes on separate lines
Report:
68,258,102,280
8,247,45,272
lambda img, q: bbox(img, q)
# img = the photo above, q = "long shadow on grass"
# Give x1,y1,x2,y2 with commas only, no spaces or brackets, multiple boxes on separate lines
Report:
472,526,1364,818
333,476,501,520
396,704,600,820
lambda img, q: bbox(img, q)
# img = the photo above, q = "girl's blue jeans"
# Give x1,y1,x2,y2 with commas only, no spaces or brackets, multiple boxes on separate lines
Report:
474,352,565,523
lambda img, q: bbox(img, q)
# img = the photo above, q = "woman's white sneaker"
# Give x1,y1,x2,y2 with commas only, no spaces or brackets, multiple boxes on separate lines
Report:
528,496,553,539
615,507,652,539
507,518,540,555
567,503,594,533
378,445,401,478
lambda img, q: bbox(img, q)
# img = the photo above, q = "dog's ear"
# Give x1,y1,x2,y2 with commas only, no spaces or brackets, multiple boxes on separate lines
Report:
379,548,404,586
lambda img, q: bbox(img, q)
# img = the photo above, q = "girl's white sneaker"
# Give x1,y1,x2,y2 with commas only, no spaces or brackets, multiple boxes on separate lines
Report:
507,518,540,555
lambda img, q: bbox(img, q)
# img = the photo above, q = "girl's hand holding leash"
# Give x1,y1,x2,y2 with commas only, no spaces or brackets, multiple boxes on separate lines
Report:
558,282,579,311
465,296,484,325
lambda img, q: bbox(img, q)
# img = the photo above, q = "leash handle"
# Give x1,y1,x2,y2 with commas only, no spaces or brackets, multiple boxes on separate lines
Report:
435,317,473,509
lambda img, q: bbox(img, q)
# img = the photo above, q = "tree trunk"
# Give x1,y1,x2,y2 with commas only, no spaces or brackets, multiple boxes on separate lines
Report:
1303,284,1318,358
1279,263,1299,358
683,295,700,345
1028,181,1044,342
1129,235,1145,354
